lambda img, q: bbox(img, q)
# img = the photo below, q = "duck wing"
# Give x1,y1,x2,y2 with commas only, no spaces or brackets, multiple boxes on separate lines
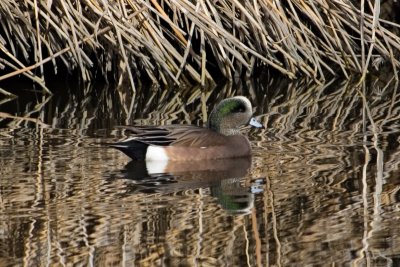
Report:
118,125,227,147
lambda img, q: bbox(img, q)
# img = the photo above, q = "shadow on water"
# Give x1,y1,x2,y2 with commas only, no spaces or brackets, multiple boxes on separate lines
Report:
1,75,400,266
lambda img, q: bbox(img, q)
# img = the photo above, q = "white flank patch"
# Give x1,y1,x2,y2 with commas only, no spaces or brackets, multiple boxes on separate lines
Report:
145,147,169,174
146,160,169,174
146,146,169,161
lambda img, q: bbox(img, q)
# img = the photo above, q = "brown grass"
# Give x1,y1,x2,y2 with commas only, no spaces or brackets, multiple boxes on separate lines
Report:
0,0,399,95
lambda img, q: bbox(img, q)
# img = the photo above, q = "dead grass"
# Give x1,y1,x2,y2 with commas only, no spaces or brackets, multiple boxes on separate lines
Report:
0,0,399,95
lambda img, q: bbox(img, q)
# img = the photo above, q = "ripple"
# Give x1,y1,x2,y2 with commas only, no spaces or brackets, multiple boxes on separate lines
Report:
2,77,400,266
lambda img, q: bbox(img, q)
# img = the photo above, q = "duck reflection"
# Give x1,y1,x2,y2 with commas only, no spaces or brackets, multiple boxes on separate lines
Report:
121,157,255,214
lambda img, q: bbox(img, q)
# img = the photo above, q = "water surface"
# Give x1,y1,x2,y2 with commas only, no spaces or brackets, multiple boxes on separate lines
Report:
1,77,400,266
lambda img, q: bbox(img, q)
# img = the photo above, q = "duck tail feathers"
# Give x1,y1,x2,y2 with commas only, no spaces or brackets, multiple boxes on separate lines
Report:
109,140,149,161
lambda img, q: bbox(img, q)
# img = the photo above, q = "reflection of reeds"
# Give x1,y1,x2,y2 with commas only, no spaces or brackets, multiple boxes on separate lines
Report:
2,74,400,265
1,1,400,94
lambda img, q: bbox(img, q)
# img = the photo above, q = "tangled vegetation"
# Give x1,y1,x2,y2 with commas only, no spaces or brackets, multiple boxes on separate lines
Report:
0,0,399,95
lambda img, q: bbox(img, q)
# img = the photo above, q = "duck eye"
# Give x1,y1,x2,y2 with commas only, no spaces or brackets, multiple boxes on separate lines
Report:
233,105,246,113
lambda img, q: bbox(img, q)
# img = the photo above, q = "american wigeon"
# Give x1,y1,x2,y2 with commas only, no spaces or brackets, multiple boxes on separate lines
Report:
110,96,263,161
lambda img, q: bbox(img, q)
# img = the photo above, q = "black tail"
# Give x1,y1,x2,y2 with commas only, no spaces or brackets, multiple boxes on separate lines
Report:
109,140,149,161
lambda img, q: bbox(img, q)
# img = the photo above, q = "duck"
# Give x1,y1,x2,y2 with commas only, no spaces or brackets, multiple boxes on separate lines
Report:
110,96,264,161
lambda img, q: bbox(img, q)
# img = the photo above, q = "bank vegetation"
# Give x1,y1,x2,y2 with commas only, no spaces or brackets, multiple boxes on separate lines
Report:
0,0,399,95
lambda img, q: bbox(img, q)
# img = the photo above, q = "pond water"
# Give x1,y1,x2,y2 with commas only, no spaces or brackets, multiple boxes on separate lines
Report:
1,76,400,266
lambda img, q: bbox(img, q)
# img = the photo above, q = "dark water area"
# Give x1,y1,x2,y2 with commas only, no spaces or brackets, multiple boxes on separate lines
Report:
1,75,400,266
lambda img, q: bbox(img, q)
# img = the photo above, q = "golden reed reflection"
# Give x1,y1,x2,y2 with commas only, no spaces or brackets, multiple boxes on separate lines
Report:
1,76,400,266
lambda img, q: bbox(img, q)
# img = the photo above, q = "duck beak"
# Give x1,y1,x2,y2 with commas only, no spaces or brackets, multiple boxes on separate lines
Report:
249,117,264,129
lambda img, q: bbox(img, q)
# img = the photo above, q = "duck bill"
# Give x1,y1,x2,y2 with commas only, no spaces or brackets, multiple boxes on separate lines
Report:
249,117,264,129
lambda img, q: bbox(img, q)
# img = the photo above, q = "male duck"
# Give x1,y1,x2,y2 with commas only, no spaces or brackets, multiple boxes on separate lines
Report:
110,96,263,161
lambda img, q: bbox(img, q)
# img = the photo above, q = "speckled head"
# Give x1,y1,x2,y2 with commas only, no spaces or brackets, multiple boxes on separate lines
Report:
208,96,262,135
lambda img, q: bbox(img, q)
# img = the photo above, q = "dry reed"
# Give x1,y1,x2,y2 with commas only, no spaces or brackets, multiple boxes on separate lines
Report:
0,0,399,95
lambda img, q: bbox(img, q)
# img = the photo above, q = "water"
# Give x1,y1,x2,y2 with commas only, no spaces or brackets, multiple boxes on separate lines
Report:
1,76,400,266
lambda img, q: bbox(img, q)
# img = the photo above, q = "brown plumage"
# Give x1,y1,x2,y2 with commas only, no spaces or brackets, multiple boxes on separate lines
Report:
110,96,264,161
